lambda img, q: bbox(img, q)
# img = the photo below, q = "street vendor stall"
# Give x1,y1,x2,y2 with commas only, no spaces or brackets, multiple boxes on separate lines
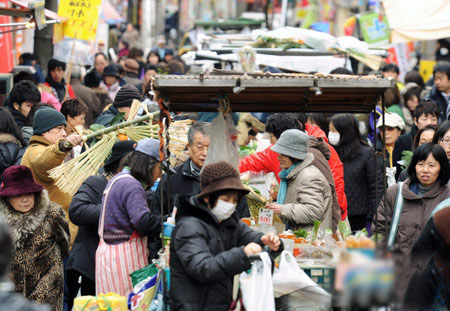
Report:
152,73,393,113
151,72,395,309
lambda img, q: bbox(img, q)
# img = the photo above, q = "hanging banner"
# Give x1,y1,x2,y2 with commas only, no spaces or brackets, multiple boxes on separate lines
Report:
57,0,102,41
0,0,14,73
359,12,390,45
386,43,410,82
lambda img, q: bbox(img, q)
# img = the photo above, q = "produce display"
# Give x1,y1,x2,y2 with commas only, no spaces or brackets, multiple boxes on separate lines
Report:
253,36,309,50
245,185,282,224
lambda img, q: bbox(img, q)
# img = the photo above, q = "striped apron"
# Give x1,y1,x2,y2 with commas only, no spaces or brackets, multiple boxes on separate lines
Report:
95,174,149,296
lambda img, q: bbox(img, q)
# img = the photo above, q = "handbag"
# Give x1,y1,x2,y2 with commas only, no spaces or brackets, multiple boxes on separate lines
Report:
95,174,149,297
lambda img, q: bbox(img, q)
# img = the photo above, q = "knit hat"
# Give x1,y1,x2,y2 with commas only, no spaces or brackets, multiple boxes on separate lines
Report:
198,161,249,199
123,59,140,75
271,129,308,160
113,84,142,108
376,112,405,130
102,65,120,78
104,140,136,169
0,165,43,197
33,106,67,135
135,138,160,160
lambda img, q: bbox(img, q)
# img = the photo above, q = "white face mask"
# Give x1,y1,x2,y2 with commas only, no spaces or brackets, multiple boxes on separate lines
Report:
328,132,340,146
212,199,237,220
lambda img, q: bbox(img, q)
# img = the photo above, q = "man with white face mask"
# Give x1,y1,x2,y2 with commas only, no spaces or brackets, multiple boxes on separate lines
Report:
170,161,282,310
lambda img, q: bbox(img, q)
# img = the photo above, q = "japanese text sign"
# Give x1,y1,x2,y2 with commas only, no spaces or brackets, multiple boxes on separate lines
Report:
259,208,274,226
57,0,102,41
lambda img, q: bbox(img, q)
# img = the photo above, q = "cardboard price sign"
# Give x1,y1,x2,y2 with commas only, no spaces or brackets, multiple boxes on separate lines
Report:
258,208,274,226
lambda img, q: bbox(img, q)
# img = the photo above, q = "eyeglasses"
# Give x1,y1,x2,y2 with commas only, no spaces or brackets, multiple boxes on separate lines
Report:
440,138,450,146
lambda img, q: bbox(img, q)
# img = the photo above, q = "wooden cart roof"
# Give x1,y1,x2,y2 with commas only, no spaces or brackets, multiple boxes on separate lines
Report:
152,73,394,113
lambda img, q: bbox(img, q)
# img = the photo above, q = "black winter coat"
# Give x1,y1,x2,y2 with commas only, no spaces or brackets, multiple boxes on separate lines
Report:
426,86,448,123
0,133,25,181
395,125,417,157
341,144,384,219
67,175,107,281
5,106,27,129
170,194,280,311
151,159,249,218
376,138,403,180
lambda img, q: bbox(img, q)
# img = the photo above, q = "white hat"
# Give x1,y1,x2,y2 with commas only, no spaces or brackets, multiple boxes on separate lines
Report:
376,112,405,130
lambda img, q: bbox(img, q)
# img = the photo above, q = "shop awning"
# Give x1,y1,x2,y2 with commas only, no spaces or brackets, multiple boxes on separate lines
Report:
383,0,450,43
152,73,394,113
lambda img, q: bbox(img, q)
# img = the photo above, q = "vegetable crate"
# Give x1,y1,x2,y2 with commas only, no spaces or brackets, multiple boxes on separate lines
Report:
301,266,335,293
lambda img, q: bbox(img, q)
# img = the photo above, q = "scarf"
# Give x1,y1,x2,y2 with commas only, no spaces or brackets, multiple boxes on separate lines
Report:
45,74,67,102
277,162,299,204
190,160,201,178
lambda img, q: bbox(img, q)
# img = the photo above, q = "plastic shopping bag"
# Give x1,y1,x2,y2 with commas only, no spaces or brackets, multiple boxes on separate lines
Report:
239,252,275,311
73,293,127,311
130,263,159,287
273,251,331,311
204,111,240,171
128,273,159,311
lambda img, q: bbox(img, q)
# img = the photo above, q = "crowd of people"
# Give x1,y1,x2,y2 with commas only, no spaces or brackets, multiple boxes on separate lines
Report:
0,32,449,310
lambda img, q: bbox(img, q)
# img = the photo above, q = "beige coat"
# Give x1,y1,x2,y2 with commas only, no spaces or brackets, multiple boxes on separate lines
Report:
375,178,450,300
21,135,77,246
280,153,333,231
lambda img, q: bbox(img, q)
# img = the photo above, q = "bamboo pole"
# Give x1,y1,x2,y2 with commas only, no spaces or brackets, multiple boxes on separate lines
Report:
82,110,161,141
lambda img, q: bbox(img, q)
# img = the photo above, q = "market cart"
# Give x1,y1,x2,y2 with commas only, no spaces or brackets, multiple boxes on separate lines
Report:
151,72,395,309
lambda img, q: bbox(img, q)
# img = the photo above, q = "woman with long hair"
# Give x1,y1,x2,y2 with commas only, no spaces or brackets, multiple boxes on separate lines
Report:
0,107,26,180
329,113,384,230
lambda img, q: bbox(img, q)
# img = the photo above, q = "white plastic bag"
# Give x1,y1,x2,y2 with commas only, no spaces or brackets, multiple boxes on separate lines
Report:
239,252,275,311
273,251,331,311
204,111,240,171
386,167,397,187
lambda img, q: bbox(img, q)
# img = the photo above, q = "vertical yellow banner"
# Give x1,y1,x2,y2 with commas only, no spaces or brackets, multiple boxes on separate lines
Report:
57,0,102,41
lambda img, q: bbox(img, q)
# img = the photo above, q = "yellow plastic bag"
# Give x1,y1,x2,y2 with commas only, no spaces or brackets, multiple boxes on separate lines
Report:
73,293,127,311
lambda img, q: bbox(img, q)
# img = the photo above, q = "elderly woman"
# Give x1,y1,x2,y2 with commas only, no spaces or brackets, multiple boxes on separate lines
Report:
266,129,333,231
375,143,450,301
0,165,69,311
95,138,162,297
170,161,282,310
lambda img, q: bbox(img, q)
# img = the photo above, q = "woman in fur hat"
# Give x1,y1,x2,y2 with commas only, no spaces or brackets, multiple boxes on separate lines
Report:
0,165,69,311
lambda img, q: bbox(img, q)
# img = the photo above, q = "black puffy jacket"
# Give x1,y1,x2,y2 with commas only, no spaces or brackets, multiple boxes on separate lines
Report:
170,194,280,311
0,133,25,181
340,144,384,220
67,175,107,281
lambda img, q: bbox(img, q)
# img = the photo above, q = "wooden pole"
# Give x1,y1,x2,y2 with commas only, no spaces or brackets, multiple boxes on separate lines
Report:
64,35,77,101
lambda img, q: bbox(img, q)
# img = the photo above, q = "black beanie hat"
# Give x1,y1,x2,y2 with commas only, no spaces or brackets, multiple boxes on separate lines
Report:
113,84,142,108
33,107,67,135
